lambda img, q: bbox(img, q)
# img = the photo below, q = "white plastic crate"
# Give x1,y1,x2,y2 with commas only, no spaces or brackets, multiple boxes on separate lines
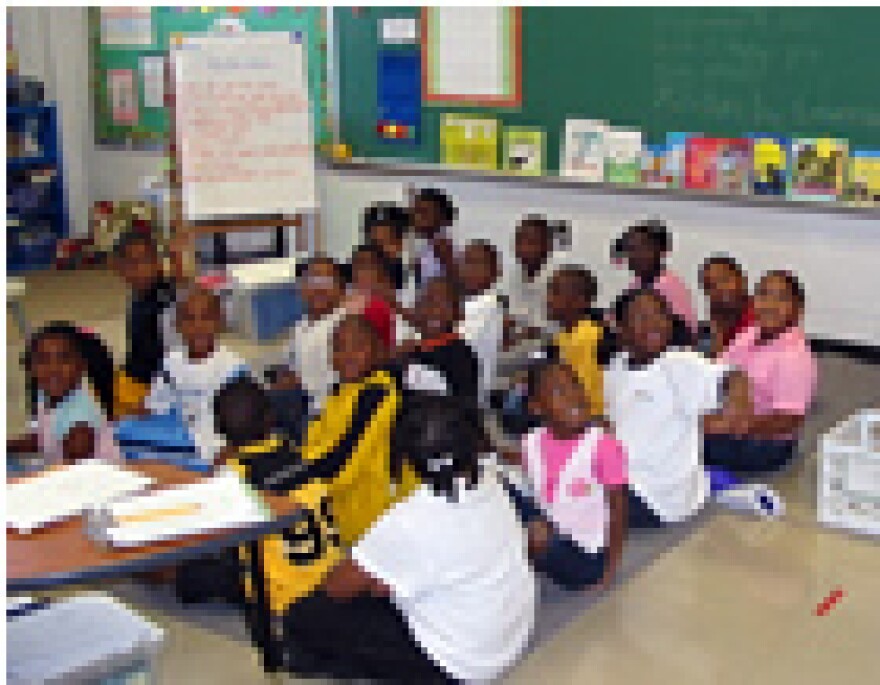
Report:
818,409,880,536
7,593,164,685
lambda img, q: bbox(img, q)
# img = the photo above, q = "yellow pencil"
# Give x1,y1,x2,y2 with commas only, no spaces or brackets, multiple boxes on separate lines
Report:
116,502,202,525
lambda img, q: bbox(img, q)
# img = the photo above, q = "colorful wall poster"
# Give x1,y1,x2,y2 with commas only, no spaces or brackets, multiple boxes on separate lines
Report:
561,119,608,182
750,134,789,196
605,127,642,185
100,7,153,47
440,114,499,170
790,138,847,201
108,68,139,125
844,151,880,206
377,49,421,142
503,127,544,175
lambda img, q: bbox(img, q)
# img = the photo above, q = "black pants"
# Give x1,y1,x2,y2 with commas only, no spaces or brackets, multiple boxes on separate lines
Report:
626,488,666,530
703,435,797,476
284,592,459,683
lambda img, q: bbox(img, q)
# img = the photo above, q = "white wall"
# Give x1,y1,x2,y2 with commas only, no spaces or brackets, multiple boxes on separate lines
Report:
323,166,880,346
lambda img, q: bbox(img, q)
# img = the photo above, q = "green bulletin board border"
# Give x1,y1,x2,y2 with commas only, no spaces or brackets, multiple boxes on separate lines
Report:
90,7,330,150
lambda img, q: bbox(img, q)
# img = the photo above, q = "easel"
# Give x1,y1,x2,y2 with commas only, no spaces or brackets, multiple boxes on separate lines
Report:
165,23,316,276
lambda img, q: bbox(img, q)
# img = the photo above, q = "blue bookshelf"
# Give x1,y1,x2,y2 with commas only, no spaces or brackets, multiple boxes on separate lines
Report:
7,99,69,273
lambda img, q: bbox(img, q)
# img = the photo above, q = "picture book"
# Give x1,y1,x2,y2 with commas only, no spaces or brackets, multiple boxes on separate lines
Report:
641,143,673,188
685,137,751,193
665,132,693,189
503,127,545,176
605,127,642,185
715,138,751,195
440,114,499,171
844,151,880,206
684,136,720,191
790,138,848,201
561,119,608,182
750,134,790,196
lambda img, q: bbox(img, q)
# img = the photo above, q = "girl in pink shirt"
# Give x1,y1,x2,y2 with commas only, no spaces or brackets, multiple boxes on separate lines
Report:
502,361,628,591
704,270,817,475
612,219,698,338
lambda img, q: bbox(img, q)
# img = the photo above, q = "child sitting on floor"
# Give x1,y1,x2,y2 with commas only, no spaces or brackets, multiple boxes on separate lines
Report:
296,314,418,548
612,218,698,338
605,288,751,528
8,322,119,467
497,265,616,438
112,231,180,417
457,240,505,407
704,270,817,475
211,376,343,653
144,286,247,467
285,393,536,683
360,202,412,294
697,254,754,358
502,214,570,347
397,275,479,404
502,361,628,591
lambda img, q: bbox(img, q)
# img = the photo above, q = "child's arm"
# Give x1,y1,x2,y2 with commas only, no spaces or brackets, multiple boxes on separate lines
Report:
704,369,753,435
323,557,391,600
62,424,97,463
599,486,627,589
7,433,40,455
432,233,458,283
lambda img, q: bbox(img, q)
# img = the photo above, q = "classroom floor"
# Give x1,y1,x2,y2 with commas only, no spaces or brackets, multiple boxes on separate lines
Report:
6,267,880,684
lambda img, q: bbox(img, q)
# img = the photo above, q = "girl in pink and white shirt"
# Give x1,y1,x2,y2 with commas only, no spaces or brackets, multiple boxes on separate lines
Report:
502,360,628,591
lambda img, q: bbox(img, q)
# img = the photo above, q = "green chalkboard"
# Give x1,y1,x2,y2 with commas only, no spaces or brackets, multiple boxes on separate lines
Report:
336,7,880,172
90,7,328,147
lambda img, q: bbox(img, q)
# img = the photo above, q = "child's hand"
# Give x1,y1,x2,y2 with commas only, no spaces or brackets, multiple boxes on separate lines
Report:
395,338,421,359
270,368,302,392
215,445,238,468
527,519,552,560
62,424,96,464
343,291,369,316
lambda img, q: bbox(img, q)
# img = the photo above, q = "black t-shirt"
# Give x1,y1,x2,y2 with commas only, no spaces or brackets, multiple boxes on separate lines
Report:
124,278,176,384
406,337,479,403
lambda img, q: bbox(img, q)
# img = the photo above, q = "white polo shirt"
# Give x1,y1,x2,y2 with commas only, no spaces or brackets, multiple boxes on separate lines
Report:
283,306,346,409
352,476,536,683
502,250,569,333
604,349,727,522
457,287,504,406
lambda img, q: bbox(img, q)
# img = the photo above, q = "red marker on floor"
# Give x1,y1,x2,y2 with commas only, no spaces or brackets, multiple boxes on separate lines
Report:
814,587,845,616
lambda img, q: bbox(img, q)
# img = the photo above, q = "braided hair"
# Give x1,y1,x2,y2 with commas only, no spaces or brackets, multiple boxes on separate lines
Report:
24,322,116,419
390,392,484,501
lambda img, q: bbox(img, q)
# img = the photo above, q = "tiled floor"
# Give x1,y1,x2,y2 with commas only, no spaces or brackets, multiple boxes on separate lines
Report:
6,268,880,684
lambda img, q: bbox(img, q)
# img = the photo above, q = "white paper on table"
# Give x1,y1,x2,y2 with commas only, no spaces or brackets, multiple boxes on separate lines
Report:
6,460,154,534
102,470,269,548
429,7,509,98
100,7,153,47
140,55,165,109
381,17,419,45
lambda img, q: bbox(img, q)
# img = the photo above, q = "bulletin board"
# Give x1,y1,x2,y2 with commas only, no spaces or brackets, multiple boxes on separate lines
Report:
90,7,329,148
336,7,880,172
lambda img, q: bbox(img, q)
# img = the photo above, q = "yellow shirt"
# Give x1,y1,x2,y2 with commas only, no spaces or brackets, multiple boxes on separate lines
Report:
554,319,606,419
300,369,418,547
229,436,342,614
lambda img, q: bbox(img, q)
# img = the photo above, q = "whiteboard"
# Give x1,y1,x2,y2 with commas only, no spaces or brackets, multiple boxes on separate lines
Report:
172,31,316,221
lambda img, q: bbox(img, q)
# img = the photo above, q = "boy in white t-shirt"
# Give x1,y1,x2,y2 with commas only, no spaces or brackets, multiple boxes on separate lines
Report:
146,287,247,466
604,288,751,527
457,240,505,407
284,393,536,683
